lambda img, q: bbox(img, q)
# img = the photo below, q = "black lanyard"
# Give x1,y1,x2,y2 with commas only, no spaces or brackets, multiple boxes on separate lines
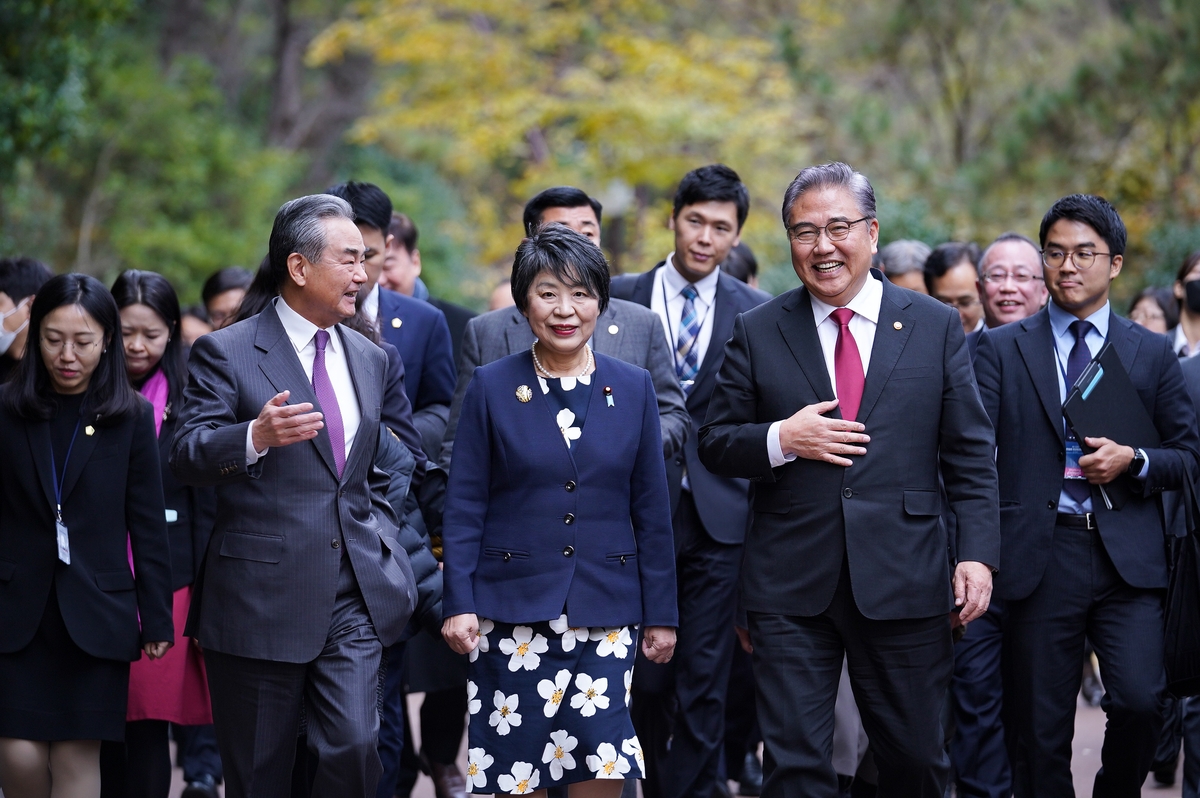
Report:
50,418,82,523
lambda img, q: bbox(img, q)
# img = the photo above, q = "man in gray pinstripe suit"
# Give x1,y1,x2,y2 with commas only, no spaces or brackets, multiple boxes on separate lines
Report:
171,194,417,798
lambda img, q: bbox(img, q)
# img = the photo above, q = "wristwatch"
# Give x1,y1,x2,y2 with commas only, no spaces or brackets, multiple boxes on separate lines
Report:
1127,448,1147,477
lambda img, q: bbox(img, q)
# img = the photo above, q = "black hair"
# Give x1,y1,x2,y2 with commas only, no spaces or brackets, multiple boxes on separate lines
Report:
1039,194,1127,256
1129,286,1179,329
267,194,355,295
389,212,419,254
201,266,254,307
523,187,604,237
721,242,759,284
781,162,876,229
0,256,54,301
235,255,278,324
673,164,750,231
511,224,611,316
3,273,139,424
923,241,982,294
1174,250,1200,286
182,304,210,324
111,269,186,418
326,181,393,233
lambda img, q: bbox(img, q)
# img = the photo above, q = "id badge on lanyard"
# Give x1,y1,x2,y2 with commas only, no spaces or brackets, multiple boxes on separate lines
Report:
51,418,83,565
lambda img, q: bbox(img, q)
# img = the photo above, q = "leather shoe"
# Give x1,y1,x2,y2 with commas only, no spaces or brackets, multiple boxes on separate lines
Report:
430,761,467,798
181,774,219,798
738,751,763,796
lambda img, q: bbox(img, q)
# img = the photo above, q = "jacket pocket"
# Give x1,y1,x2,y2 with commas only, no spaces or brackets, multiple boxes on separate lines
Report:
903,489,941,517
483,547,529,561
219,530,284,564
606,551,637,565
0,559,14,582
95,569,135,592
891,367,938,380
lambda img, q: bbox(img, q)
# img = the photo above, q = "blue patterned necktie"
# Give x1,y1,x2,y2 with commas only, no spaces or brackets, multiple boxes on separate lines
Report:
676,284,702,386
1063,319,1095,505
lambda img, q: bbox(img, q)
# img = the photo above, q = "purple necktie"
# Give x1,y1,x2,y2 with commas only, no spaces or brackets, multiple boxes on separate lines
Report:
312,329,345,478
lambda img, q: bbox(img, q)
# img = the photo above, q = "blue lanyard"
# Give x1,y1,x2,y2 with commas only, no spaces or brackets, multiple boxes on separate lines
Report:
50,418,82,523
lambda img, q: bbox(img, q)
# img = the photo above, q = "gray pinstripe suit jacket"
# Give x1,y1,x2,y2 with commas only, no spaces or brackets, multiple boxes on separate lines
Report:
170,304,417,663
439,298,689,468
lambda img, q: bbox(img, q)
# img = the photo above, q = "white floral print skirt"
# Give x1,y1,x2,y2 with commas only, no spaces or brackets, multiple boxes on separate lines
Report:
465,616,644,794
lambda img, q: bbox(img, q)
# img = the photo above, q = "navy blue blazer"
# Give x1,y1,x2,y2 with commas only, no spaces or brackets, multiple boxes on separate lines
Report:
377,287,455,415
610,264,772,544
442,351,678,629
974,307,1200,600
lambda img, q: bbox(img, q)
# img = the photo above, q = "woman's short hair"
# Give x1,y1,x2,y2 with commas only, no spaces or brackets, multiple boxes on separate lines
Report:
1129,285,1179,329
111,269,187,417
510,224,610,316
3,273,139,424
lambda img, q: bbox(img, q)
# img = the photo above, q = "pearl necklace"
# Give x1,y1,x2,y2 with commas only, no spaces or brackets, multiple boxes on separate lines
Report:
531,341,593,379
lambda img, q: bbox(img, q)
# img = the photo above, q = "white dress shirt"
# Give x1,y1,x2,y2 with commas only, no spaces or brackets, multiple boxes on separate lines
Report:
1173,325,1199,359
246,297,362,465
650,253,721,382
768,274,883,467
361,283,381,326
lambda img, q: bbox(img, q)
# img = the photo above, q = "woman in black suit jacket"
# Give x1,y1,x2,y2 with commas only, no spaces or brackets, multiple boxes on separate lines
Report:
0,274,173,798
442,226,677,797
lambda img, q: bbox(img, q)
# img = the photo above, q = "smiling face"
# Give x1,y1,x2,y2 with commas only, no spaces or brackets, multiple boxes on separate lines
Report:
283,216,368,328
787,186,878,306
669,201,741,282
977,239,1047,328
40,303,107,395
380,237,421,295
120,303,172,380
523,269,600,364
1042,219,1122,320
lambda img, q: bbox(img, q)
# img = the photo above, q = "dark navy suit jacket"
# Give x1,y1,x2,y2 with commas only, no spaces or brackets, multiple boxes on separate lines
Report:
974,307,1200,600
442,351,678,629
377,287,455,455
610,264,772,544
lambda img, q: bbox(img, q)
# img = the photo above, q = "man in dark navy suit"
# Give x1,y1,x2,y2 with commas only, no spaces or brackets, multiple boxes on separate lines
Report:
610,164,771,798
327,182,456,459
974,194,1200,796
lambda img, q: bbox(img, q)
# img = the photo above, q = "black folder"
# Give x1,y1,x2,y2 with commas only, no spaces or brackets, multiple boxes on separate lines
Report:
1063,342,1159,510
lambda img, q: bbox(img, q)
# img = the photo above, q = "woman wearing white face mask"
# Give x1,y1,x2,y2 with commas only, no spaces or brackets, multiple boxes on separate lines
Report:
0,257,54,384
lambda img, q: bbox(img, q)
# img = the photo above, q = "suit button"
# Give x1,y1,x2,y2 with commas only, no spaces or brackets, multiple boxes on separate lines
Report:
842,488,853,499
338,489,345,497
331,540,341,549
675,458,683,466
620,555,627,565
1047,500,1057,510
503,552,511,562
565,481,577,492
564,513,575,525
563,546,575,557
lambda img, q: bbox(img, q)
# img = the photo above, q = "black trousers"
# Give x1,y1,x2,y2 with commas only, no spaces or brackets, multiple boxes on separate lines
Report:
949,598,1010,798
1003,522,1167,798
748,557,953,798
632,490,742,798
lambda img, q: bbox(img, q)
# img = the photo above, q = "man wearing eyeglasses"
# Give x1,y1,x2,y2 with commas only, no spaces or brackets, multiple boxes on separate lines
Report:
699,162,1000,797
974,194,1200,796
925,242,984,337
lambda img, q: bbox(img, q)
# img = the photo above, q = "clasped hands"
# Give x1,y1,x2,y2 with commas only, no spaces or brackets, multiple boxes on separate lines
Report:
778,399,870,467
251,390,325,452
443,613,677,664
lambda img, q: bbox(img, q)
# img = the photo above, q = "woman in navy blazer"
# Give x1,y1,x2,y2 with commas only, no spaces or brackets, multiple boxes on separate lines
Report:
442,225,676,797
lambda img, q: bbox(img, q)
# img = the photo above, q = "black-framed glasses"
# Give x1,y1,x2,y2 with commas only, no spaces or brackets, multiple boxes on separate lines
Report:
981,269,1041,285
787,216,872,245
1041,248,1114,270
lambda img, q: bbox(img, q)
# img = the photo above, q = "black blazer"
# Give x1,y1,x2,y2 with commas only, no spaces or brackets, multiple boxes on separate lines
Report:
158,411,215,591
0,397,174,660
698,274,1001,620
610,264,772,544
974,307,1200,600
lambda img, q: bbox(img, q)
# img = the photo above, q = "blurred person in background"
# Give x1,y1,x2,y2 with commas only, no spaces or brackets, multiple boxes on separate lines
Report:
489,279,516,312
99,271,222,798
875,240,930,294
179,306,213,347
1171,251,1200,357
969,233,1048,358
925,241,983,336
1128,286,1177,335
0,274,173,798
721,243,759,290
0,257,55,383
199,268,253,332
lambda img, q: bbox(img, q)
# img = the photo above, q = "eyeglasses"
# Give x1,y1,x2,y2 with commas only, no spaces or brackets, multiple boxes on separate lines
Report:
1041,249,1114,271
981,270,1041,285
1129,308,1166,323
787,217,872,245
40,337,101,356
938,296,980,310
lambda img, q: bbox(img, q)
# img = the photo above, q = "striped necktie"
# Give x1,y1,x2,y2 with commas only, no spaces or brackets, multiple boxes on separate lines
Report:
676,283,702,386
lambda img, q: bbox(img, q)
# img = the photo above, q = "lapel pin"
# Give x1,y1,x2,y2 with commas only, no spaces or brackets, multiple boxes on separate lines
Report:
893,321,903,330
391,318,402,329
516,385,533,403
84,425,95,436
608,324,619,335
604,386,614,407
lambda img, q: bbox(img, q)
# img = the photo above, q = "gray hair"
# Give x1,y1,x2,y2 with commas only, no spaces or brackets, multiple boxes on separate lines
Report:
268,194,355,286
781,162,877,228
978,232,1041,277
875,239,932,276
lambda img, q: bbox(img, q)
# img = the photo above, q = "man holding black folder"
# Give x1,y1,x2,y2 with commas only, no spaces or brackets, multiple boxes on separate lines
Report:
974,194,1200,796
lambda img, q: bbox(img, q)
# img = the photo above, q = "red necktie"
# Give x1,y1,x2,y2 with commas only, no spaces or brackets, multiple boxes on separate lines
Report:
831,308,864,422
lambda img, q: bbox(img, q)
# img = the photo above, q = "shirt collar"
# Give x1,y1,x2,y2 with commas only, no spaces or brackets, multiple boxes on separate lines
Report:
362,284,381,323
1174,325,1190,355
663,253,721,304
274,296,342,354
1048,299,1109,343
809,272,884,327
